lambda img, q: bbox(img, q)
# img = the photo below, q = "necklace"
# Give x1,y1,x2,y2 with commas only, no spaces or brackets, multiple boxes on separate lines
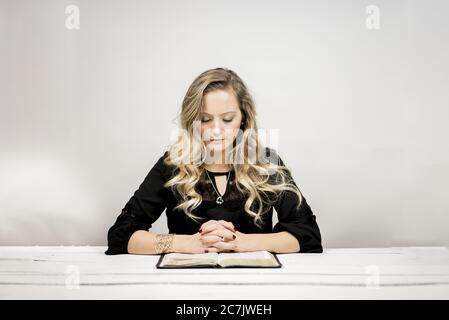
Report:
205,170,231,204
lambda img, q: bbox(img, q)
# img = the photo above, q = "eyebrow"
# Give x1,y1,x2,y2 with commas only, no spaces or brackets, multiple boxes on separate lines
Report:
201,111,237,116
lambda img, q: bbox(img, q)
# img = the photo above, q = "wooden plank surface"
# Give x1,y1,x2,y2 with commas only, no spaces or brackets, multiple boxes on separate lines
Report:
0,246,448,299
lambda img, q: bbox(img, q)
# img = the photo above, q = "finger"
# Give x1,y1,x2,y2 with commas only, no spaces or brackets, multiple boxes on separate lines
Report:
203,228,236,241
204,247,219,253
200,221,235,235
217,220,236,232
200,235,223,245
210,241,237,252
198,220,218,232
199,221,223,234
199,220,235,234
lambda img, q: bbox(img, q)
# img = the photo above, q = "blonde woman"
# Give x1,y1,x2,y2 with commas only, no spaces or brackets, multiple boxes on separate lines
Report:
105,67,322,255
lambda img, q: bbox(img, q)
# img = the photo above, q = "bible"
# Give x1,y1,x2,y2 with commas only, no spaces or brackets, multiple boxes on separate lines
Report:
156,250,282,268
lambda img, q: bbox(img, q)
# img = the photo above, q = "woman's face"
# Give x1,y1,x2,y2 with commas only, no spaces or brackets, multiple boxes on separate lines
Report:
200,88,243,153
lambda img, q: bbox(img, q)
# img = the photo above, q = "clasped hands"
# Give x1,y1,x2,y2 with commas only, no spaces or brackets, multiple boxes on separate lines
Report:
194,219,247,253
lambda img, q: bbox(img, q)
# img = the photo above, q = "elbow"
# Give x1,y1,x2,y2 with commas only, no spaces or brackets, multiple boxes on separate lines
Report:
298,240,323,253
296,234,323,253
105,227,131,255
301,244,323,253
293,237,301,253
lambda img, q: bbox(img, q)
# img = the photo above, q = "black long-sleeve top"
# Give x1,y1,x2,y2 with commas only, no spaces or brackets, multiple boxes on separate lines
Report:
105,148,323,255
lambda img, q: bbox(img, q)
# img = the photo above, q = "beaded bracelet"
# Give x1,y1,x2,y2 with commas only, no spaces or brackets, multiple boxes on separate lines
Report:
154,233,175,254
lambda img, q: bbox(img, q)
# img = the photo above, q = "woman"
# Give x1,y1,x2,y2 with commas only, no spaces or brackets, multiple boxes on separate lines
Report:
105,67,322,255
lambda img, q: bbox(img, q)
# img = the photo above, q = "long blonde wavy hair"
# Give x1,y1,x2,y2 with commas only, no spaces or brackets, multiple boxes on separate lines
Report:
163,67,303,229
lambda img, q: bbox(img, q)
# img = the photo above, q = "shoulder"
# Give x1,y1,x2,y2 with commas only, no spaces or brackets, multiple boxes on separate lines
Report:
263,147,284,166
262,147,295,185
151,150,176,180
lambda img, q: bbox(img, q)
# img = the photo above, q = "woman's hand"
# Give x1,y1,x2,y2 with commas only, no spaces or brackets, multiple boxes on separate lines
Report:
200,220,236,240
198,220,256,253
199,219,236,235
172,232,213,254
199,220,236,252
173,220,237,253
208,231,256,253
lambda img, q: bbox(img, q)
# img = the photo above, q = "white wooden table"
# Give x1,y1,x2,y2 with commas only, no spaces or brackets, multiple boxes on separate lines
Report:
0,246,448,299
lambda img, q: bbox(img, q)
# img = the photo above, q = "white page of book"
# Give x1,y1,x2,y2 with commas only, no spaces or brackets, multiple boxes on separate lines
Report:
163,252,218,261
217,250,273,262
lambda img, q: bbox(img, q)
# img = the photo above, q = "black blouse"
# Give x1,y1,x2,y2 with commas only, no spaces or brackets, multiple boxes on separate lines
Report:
105,148,323,254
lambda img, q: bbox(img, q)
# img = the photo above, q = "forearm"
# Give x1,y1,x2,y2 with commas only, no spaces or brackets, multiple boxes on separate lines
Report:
240,231,300,253
127,230,192,255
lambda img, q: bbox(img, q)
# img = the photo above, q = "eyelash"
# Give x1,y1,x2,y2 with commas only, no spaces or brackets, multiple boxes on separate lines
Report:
201,118,234,123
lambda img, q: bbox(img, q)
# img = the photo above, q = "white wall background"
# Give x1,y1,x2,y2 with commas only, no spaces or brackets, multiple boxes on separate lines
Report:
1,0,448,247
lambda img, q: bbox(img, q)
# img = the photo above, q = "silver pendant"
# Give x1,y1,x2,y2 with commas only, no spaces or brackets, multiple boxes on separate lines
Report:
216,196,224,204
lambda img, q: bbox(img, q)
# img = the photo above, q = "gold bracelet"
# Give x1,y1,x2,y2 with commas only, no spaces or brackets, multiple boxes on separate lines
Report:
155,233,175,254
164,233,174,253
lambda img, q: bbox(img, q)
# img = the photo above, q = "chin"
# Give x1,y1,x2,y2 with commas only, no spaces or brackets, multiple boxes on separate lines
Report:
208,144,224,151
205,140,229,151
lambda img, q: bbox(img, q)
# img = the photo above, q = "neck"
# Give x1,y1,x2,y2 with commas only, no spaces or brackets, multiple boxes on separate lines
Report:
204,163,231,172
204,148,231,172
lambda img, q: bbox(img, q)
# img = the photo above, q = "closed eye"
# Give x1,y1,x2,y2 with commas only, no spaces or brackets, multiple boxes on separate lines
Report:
201,118,234,123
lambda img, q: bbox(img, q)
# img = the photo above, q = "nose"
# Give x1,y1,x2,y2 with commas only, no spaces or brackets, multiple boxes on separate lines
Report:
211,119,224,136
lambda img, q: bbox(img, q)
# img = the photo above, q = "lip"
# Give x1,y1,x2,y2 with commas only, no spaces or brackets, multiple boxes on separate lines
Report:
210,138,224,141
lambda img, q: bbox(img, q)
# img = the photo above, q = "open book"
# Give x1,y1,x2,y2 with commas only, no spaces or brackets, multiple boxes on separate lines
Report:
156,250,282,268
